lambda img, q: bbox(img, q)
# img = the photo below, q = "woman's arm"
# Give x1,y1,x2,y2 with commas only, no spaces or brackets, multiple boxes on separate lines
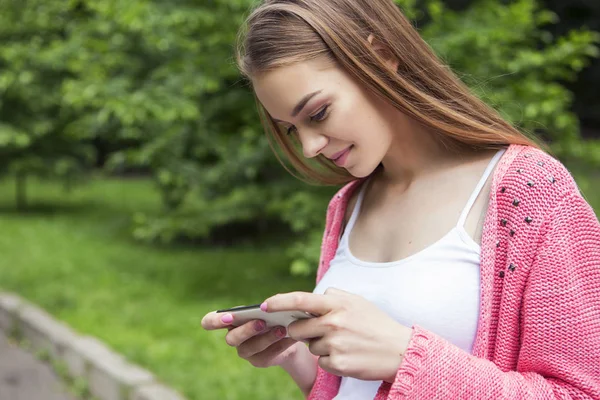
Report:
280,342,319,397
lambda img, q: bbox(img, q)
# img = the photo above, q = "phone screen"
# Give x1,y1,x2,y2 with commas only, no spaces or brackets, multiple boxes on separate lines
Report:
216,304,262,313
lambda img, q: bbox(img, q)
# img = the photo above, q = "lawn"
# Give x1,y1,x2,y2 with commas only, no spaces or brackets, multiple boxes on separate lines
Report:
0,176,313,400
0,162,597,400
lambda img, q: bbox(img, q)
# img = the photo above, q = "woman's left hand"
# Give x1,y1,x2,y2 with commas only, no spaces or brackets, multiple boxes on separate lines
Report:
261,287,413,382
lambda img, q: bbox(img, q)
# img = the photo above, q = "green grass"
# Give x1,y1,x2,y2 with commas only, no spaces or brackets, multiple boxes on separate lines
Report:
0,176,313,400
0,164,597,400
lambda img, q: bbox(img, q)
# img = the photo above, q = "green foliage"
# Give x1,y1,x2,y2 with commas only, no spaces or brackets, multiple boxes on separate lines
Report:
0,1,96,207
0,0,598,276
418,0,600,163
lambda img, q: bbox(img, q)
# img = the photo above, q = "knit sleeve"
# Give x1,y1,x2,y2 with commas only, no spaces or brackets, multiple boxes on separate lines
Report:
375,192,600,400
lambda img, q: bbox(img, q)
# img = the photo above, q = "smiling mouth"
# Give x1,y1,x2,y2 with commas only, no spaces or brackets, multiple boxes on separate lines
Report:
330,146,352,167
330,146,351,161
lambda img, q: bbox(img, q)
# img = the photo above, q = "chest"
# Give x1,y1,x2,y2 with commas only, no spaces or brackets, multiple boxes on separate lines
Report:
348,175,491,264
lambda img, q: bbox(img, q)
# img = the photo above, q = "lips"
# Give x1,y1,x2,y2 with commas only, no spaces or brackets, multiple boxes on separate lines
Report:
329,147,351,161
329,146,352,167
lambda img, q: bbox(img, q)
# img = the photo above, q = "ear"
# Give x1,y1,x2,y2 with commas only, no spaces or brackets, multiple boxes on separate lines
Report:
367,33,400,71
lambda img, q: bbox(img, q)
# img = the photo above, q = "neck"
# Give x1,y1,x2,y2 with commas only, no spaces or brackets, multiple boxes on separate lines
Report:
377,118,464,186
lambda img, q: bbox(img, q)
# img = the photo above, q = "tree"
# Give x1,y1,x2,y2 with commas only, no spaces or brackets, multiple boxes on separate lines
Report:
418,0,600,165
1,0,597,275
0,1,95,209
136,0,600,274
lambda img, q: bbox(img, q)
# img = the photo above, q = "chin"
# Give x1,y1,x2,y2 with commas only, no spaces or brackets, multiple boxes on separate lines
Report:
345,163,378,179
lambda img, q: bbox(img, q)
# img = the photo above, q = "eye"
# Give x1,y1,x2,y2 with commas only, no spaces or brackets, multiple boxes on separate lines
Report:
286,126,297,136
310,105,329,122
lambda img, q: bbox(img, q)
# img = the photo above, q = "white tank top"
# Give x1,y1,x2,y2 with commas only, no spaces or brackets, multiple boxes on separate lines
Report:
313,149,505,400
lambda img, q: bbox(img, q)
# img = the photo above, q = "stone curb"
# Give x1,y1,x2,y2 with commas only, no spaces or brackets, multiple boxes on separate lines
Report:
0,292,187,400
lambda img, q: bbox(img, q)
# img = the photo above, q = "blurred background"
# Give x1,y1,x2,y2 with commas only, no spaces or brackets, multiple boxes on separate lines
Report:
0,0,598,399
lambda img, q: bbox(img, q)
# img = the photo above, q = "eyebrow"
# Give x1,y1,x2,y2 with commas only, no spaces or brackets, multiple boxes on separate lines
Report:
271,90,323,123
292,90,322,117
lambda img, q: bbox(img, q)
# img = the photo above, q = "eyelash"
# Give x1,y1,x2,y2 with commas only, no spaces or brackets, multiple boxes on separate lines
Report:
286,105,330,136
310,105,329,122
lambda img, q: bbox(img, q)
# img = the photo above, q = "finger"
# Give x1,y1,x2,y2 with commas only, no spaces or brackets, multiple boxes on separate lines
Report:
224,320,267,347
201,311,234,330
307,337,329,356
318,355,342,377
262,292,335,316
247,337,297,366
324,287,355,297
237,326,288,359
287,317,325,342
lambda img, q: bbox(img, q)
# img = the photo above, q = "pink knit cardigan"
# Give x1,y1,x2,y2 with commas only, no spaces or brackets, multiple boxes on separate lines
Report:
308,145,600,399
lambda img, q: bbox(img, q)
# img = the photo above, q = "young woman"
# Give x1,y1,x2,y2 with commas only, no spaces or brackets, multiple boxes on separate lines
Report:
202,0,600,398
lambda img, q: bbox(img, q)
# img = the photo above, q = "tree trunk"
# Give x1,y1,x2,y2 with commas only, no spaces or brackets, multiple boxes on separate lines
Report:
63,175,73,194
16,172,27,211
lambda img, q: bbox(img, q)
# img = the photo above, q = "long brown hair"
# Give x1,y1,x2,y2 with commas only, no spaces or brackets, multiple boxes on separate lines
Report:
236,0,541,185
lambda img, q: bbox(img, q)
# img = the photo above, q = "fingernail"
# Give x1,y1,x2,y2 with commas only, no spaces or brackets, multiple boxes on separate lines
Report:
275,327,286,338
221,313,233,324
254,320,265,332
260,302,268,312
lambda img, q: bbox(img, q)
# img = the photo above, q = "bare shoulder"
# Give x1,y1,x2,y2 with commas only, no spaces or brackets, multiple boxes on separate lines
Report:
344,182,362,227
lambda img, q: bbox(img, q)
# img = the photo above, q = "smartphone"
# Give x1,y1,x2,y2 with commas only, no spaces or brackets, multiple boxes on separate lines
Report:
216,304,316,337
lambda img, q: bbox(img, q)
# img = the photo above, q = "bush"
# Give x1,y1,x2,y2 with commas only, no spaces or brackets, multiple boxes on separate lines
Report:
133,0,600,276
1,0,598,275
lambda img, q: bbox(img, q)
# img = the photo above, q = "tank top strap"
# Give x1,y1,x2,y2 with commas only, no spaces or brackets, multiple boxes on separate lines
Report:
456,148,506,229
343,149,505,241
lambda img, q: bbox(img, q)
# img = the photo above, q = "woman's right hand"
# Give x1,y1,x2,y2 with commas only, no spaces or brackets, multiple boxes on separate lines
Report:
201,311,302,368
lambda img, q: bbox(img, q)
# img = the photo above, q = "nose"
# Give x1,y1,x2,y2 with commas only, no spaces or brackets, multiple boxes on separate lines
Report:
298,128,328,159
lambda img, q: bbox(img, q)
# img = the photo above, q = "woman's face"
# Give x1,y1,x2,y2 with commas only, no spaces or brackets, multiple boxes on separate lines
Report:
252,58,405,178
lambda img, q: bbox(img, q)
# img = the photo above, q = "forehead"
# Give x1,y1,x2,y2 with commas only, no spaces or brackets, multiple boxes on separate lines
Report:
252,59,343,121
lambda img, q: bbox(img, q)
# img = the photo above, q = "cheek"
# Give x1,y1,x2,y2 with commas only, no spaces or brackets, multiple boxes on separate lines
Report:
352,109,395,151
326,88,394,152
326,103,373,143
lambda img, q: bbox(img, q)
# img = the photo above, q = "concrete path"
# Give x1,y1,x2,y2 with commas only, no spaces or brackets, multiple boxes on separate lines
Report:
0,331,76,400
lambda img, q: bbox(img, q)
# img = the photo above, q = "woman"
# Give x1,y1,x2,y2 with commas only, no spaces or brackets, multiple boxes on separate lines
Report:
201,0,600,398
